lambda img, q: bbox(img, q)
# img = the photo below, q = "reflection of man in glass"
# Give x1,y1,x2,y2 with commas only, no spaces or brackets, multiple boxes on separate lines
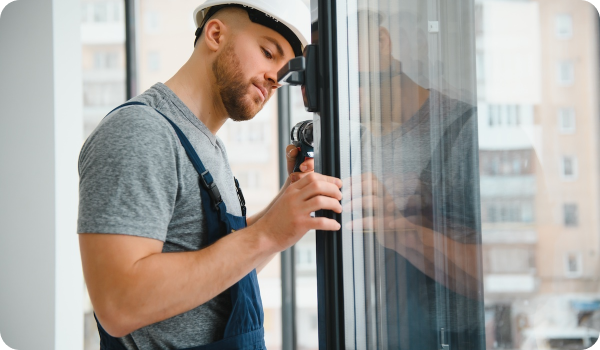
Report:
348,9,486,349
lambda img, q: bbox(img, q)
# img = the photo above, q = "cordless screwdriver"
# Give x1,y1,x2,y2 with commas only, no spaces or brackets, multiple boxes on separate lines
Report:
290,120,314,173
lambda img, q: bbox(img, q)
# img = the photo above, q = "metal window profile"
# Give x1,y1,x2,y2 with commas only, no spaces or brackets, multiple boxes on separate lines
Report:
310,0,346,349
125,0,138,99
278,86,297,350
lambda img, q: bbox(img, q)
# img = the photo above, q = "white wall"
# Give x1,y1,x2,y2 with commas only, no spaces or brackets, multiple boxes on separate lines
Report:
0,0,83,349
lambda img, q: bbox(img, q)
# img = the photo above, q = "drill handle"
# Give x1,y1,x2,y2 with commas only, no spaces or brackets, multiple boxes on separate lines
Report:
293,145,314,173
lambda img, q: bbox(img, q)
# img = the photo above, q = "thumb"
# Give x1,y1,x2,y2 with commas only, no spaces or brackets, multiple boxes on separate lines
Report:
286,144,299,173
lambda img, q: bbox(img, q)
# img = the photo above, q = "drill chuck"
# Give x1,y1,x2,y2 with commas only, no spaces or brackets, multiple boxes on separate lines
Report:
291,120,314,173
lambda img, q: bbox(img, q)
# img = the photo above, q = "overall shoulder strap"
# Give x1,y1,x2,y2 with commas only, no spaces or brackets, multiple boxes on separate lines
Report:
108,101,224,210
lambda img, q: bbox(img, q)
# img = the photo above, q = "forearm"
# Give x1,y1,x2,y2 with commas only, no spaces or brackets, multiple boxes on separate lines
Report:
247,177,292,226
248,178,292,272
91,226,274,337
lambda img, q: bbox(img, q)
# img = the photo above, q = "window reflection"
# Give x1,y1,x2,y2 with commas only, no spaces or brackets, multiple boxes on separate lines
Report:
338,1,485,348
335,0,600,349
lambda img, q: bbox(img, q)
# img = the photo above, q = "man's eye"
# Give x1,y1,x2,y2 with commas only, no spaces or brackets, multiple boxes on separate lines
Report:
262,48,273,60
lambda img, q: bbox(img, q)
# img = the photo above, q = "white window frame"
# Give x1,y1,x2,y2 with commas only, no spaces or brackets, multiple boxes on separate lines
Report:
147,51,161,72
557,61,575,86
144,11,161,34
555,14,573,39
563,203,579,227
558,107,576,134
560,155,578,180
564,252,583,278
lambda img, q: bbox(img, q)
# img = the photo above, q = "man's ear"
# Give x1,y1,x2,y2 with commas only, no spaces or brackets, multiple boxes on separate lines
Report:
203,18,227,52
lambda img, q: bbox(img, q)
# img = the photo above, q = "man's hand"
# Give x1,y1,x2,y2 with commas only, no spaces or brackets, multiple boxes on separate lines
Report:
286,144,314,181
255,172,342,254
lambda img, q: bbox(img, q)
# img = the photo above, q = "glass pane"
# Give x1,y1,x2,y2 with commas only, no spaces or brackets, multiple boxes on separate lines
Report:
334,0,600,349
291,6,316,349
290,85,320,350
136,1,283,348
81,0,126,348
81,0,126,139
335,0,484,348
476,1,600,349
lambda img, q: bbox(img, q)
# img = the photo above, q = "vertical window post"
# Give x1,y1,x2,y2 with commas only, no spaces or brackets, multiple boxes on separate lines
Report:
278,86,297,350
125,0,138,99
311,0,346,348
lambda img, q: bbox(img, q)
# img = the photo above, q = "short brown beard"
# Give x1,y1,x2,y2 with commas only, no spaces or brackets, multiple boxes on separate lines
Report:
212,42,264,122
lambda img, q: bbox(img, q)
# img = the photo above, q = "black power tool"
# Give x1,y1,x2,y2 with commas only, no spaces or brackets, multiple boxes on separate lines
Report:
291,120,314,173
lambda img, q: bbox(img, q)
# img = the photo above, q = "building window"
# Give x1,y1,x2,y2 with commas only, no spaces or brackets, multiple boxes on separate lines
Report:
558,108,576,134
108,1,123,22
489,248,534,273
557,61,574,86
476,52,485,83
564,204,579,227
480,149,534,176
93,2,109,22
147,52,161,71
565,252,582,277
487,104,522,127
555,14,573,39
560,156,578,180
93,52,119,69
483,201,534,223
83,82,126,107
81,3,91,23
144,12,161,34
296,242,317,271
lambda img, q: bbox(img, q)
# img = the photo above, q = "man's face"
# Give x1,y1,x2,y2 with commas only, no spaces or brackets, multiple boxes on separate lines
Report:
212,21,295,122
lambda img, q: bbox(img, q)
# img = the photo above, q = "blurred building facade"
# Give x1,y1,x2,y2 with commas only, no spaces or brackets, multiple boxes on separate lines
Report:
477,0,600,348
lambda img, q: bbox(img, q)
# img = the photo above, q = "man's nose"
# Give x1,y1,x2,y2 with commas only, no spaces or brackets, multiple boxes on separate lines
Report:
265,69,281,90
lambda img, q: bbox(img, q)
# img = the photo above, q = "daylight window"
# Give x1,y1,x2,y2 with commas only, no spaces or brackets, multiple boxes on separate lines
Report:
564,204,579,227
93,2,108,22
557,61,575,85
145,12,160,34
556,14,573,39
558,108,576,134
147,52,161,72
565,252,582,277
561,156,577,179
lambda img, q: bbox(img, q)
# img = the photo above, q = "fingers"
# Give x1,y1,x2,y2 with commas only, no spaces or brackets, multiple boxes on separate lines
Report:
287,144,315,175
294,172,342,190
299,180,343,202
306,196,343,214
298,158,314,173
310,217,342,232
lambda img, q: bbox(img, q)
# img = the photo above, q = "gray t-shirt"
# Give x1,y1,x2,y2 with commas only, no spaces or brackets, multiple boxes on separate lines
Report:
78,83,243,349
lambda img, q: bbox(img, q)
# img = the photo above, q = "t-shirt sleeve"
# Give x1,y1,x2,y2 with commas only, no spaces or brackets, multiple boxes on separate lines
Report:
77,106,179,241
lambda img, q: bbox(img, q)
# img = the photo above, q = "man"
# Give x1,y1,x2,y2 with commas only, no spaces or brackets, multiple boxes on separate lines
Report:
77,1,342,349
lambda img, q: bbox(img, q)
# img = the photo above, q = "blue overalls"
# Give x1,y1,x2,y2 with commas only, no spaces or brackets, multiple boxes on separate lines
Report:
94,102,266,350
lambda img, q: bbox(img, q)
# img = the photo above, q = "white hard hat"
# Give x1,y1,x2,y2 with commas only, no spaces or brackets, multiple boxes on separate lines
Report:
193,0,311,56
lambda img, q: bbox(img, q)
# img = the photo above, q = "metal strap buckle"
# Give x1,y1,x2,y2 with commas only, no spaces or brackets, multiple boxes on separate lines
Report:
200,170,223,210
234,178,247,217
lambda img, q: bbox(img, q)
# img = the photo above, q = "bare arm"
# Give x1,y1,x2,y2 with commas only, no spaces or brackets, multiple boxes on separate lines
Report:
250,145,314,273
81,172,342,338
80,226,272,338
